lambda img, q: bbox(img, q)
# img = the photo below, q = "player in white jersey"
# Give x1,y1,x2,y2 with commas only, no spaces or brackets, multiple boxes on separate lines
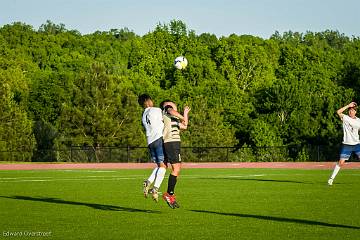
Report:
328,101,360,185
138,94,167,202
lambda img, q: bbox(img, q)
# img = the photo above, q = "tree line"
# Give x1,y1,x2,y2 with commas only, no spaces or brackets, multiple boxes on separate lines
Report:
0,20,359,161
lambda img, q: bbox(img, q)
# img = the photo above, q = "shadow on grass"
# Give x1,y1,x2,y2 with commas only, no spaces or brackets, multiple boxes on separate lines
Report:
0,195,160,214
190,209,360,229
201,177,310,184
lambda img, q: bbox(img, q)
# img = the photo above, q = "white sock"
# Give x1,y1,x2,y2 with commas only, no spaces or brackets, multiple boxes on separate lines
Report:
153,167,166,189
147,167,159,184
330,164,341,180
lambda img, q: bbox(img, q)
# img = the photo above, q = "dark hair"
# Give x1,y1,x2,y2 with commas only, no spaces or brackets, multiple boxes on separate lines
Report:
138,94,152,106
159,99,173,110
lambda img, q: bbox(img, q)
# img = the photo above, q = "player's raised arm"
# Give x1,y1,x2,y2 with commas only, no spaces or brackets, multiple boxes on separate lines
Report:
162,101,185,121
337,102,357,119
167,107,185,121
179,106,190,130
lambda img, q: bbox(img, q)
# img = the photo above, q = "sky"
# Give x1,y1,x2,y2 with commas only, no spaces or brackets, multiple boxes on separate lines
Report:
1,0,360,39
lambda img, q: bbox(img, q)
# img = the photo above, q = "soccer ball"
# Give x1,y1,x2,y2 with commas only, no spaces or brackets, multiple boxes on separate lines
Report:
174,56,188,70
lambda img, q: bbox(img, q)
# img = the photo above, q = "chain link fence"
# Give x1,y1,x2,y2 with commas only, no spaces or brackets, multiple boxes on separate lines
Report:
0,144,348,163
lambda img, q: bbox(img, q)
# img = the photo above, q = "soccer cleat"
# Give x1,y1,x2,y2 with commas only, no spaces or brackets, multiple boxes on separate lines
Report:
172,200,180,208
169,194,180,208
163,192,177,209
328,178,333,186
150,187,159,202
143,180,151,198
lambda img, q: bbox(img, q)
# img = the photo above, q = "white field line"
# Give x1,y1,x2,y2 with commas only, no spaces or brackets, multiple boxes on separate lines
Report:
0,174,144,179
0,177,137,183
0,174,270,183
183,174,266,179
0,176,53,180
2,172,357,183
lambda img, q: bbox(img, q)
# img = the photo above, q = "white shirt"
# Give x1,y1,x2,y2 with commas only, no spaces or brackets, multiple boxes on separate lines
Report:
141,107,164,145
342,115,360,145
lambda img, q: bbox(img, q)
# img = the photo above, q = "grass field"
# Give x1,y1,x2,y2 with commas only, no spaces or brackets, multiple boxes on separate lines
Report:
0,168,359,240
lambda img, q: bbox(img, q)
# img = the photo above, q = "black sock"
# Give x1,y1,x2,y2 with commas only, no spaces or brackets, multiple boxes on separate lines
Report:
167,174,177,195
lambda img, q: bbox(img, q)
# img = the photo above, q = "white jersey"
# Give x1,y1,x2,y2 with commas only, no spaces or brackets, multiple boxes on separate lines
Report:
141,107,164,145
342,115,360,145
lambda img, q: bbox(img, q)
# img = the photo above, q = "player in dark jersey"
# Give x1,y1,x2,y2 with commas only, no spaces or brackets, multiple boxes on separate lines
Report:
160,100,190,209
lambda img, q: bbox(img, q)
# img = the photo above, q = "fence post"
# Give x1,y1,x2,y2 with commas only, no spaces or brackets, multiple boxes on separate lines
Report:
127,145,130,163
109,147,112,162
226,147,229,162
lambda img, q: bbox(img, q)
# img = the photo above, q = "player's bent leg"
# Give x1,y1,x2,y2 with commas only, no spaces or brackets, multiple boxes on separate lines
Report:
327,178,333,186
338,159,346,167
170,163,181,176
150,187,159,202
150,166,166,203
144,166,160,197
328,159,346,186
143,180,151,198
163,163,181,208
162,192,176,209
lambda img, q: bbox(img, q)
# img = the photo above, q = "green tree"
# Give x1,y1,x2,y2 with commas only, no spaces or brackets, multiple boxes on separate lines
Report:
57,63,143,154
0,68,35,160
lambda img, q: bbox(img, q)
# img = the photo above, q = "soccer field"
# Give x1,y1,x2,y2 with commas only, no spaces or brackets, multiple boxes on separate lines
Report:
0,168,359,240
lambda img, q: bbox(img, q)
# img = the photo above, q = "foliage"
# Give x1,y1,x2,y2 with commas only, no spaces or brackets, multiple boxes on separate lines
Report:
0,20,359,161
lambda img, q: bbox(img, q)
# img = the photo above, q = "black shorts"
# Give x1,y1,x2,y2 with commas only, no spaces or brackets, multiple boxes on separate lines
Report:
164,141,181,164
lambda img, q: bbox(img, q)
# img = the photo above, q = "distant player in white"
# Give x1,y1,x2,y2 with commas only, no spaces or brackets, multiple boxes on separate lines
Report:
328,101,360,185
138,94,167,202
